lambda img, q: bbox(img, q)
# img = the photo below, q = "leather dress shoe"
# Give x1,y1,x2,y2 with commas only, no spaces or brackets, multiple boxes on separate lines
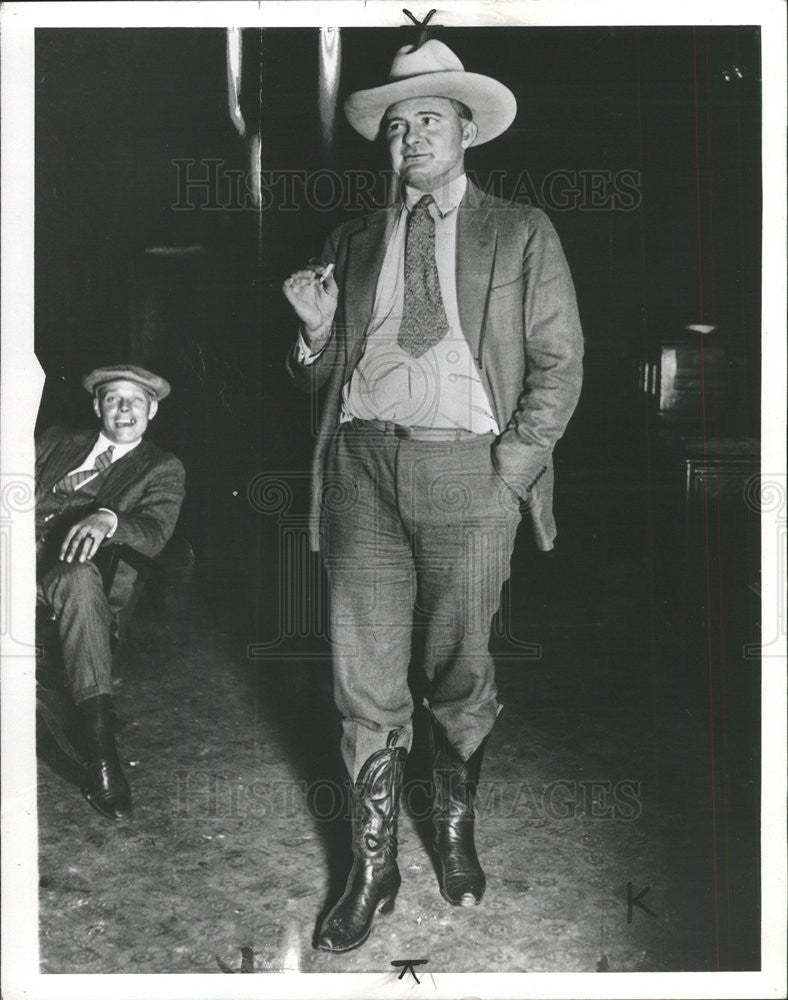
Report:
77,695,132,821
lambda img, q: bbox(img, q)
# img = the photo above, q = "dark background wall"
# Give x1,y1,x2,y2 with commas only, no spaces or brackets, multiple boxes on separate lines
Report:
35,26,762,631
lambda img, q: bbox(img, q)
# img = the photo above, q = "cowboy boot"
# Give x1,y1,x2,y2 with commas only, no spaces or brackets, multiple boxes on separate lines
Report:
77,694,132,821
316,742,407,952
430,718,487,906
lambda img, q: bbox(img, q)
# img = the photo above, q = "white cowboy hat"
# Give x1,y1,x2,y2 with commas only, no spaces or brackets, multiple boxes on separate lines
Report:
344,39,517,146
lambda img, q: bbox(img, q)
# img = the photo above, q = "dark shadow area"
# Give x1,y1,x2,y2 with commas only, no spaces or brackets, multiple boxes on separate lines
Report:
36,688,84,788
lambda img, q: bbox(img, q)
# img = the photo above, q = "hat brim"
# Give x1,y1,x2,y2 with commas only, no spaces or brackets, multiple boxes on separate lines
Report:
344,71,517,146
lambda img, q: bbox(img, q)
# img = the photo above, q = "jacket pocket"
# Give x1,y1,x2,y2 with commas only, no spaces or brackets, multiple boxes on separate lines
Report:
489,274,524,302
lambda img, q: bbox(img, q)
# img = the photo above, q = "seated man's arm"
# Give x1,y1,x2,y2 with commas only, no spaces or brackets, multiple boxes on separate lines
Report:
60,455,186,563
106,455,186,557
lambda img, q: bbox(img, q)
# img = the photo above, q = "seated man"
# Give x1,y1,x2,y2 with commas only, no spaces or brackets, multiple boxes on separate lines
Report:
36,364,185,821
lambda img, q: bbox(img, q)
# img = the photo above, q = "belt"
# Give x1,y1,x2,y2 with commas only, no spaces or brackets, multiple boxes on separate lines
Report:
353,418,486,442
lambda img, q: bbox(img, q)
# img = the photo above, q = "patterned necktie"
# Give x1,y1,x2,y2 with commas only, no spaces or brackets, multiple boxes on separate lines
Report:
53,444,115,495
397,194,450,358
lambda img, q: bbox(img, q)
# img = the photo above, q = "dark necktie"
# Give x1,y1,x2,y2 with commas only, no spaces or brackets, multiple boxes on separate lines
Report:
53,445,114,495
397,194,450,358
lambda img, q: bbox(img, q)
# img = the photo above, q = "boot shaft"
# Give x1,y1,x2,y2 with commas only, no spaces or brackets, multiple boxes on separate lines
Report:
429,719,488,819
350,745,407,864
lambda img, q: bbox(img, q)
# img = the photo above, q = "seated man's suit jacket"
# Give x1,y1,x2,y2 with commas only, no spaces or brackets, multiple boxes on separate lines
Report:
287,180,584,552
35,426,186,609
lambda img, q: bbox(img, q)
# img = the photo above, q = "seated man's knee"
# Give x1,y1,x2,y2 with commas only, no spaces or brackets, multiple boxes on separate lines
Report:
40,559,106,606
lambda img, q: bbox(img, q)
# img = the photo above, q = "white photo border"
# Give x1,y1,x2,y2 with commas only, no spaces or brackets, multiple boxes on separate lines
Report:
2,2,785,998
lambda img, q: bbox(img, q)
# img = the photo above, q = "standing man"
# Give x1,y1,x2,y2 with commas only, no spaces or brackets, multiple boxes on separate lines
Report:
284,39,583,952
36,365,185,821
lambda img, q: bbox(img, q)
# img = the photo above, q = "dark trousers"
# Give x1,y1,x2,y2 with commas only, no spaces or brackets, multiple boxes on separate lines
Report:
36,559,116,703
322,419,522,780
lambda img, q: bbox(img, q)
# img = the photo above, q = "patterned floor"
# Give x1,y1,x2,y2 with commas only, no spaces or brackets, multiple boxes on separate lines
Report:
37,564,759,975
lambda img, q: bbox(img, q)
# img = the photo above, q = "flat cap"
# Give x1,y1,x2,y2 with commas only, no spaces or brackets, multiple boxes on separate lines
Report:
82,364,171,400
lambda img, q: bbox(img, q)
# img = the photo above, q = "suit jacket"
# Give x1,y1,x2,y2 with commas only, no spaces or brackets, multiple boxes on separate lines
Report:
287,180,583,552
36,426,186,608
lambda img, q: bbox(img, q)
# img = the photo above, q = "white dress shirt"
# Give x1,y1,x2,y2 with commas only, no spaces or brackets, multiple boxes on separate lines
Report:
298,173,499,434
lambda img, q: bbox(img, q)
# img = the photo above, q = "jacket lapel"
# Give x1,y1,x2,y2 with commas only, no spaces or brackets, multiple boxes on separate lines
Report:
41,431,97,493
342,207,399,364
456,182,497,361
95,439,151,503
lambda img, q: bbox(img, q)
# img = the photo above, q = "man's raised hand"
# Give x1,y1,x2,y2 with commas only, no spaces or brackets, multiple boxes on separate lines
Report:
282,261,338,351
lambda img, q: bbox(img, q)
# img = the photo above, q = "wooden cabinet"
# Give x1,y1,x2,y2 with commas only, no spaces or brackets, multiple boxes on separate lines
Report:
655,429,760,680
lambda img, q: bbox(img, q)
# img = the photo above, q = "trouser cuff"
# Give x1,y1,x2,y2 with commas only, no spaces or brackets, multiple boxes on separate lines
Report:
72,683,113,706
424,699,502,761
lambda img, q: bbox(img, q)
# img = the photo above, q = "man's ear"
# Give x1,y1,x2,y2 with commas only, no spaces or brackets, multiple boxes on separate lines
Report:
460,120,478,149
147,398,159,421
92,396,101,419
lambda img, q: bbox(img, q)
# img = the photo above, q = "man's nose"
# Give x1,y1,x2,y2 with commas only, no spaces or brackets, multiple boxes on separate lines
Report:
402,126,421,147
118,398,131,411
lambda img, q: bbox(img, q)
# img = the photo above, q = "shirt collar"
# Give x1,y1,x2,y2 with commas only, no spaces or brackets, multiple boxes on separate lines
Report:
403,173,467,219
96,431,141,459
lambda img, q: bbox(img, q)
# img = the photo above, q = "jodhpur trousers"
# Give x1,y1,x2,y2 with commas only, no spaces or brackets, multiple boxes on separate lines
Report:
321,418,522,780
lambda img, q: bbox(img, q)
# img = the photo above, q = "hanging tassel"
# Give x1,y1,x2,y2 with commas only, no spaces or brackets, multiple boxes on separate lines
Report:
318,27,342,159
248,131,262,210
226,28,247,138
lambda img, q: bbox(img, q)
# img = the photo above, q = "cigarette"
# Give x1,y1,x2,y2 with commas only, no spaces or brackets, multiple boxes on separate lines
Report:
319,263,334,282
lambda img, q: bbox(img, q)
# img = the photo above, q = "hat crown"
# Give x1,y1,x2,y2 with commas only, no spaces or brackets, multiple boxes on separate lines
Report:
389,39,464,82
344,38,516,146
82,363,170,400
